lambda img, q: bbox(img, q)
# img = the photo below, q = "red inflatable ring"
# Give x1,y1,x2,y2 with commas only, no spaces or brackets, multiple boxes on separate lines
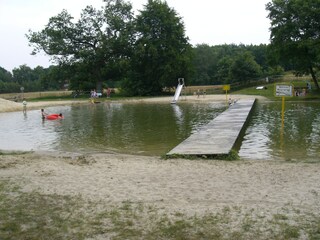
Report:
46,114,63,120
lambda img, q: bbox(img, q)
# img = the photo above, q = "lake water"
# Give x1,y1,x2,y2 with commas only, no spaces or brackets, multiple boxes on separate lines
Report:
239,101,320,161
0,102,224,155
1,100,319,161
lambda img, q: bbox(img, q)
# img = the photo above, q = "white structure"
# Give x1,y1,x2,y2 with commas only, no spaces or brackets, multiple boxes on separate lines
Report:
171,78,184,104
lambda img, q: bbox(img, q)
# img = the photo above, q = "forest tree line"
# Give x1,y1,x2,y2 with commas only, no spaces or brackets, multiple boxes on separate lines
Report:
0,0,319,95
0,43,284,94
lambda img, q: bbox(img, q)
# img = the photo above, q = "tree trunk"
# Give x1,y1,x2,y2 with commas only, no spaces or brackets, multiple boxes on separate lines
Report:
309,66,320,90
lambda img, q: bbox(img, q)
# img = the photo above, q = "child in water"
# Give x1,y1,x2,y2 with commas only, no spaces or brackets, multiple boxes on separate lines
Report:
41,109,47,119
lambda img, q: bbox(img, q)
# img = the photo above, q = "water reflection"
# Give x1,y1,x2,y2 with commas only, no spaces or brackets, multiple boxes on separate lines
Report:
57,102,225,155
239,101,320,161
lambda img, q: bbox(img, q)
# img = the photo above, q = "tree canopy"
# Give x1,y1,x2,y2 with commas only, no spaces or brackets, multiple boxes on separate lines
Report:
121,0,192,95
7,0,316,95
266,0,320,89
27,0,135,91
26,0,193,96
188,44,278,86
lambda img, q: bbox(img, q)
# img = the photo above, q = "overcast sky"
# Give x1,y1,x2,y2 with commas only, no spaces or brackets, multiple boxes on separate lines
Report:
0,0,271,72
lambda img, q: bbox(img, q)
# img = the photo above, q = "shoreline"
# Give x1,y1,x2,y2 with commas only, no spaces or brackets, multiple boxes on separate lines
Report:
1,94,319,238
0,94,267,113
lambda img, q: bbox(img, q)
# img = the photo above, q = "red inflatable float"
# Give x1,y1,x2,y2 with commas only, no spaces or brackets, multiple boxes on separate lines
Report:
46,114,64,120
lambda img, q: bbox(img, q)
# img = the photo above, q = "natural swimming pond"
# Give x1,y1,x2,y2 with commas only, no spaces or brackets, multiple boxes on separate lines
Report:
239,101,320,161
0,102,224,155
1,100,320,161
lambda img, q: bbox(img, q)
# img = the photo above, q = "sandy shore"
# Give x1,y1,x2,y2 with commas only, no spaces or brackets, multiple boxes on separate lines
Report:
0,94,266,113
1,94,319,238
1,152,319,229
0,97,86,113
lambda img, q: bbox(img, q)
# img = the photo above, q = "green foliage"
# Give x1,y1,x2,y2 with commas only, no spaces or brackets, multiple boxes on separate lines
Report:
0,81,20,93
0,67,12,82
27,0,135,90
266,0,320,89
12,65,37,84
2,0,315,95
229,51,262,84
190,44,269,86
122,0,193,96
0,64,70,93
191,44,219,85
165,149,240,161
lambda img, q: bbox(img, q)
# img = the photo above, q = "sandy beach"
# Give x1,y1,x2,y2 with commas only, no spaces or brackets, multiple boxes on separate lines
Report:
1,151,319,215
0,94,265,113
1,95,319,239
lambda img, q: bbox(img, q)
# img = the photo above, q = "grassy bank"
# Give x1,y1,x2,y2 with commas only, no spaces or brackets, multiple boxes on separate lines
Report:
1,180,319,240
233,82,320,101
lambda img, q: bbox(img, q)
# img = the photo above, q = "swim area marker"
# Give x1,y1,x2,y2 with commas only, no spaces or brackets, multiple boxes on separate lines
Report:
274,83,293,151
223,85,230,107
274,84,293,128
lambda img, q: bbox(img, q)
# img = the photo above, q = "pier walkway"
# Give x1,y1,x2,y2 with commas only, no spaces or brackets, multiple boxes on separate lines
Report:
167,99,256,156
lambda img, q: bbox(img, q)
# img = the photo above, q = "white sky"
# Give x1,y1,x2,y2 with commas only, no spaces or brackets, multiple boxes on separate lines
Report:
0,0,271,72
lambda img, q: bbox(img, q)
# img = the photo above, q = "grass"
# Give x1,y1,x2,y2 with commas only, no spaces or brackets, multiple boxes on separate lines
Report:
21,76,320,103
26,84,320,104
0,150,29,156
233,82,320,101
164,149,240,160
1,180,320,240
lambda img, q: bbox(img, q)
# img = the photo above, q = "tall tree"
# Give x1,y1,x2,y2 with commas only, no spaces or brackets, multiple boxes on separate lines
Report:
26,0,134,90
266,0,320,89
191,44,219,85
123,0,192,96
229,52,262,84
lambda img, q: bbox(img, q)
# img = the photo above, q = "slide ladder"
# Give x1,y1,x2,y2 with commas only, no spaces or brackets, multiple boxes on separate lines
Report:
171,78,184,104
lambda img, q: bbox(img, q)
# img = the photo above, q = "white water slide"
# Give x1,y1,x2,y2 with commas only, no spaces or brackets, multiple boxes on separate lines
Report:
171,78,184,104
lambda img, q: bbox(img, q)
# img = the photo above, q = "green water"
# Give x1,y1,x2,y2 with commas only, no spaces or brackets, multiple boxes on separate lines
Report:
1,100,320,161
239,101,320,161
57,102,225,155
0,102,224,155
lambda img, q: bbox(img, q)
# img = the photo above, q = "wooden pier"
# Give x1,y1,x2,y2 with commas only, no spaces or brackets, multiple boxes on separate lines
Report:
167,99,256,156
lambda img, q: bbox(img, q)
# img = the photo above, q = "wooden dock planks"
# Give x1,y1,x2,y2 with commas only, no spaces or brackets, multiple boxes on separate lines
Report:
167,99,256,156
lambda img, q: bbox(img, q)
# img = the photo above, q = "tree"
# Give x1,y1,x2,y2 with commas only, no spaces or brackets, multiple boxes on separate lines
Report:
266,0,320,89
190,44,219,85
229,52,262,84
26,0,135,91
215,56,233,83
123,0,192,96
0,67,13,82
40,65,67,90
12,65,36,84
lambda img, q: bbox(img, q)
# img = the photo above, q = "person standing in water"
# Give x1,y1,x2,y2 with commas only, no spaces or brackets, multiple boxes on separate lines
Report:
41,109,48,120
22,98,27,113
